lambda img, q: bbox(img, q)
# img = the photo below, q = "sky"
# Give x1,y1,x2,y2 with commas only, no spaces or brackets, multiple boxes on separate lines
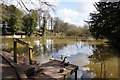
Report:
1,0,100,27
54,1,98,27
49,0,100,27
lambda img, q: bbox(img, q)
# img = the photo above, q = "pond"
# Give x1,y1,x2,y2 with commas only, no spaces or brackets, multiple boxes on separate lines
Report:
1,36,119,79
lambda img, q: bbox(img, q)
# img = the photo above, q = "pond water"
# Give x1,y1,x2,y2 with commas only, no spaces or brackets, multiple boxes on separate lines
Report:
1,36,119,79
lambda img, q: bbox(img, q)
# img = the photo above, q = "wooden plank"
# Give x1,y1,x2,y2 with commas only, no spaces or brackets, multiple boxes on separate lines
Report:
40,60,78,79
0,52,28,79
64,66,78,78
14,38,29,46
14,38,33,50
1,51,36,79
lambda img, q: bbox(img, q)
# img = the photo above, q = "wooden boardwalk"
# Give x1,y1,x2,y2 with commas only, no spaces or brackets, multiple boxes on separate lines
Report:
1,57,18,80
40,60,78,80
1,51,78,80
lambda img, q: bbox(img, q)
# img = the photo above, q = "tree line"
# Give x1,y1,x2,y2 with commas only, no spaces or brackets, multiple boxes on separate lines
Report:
2,4,38,36
53,17,90,36
2,3,90,36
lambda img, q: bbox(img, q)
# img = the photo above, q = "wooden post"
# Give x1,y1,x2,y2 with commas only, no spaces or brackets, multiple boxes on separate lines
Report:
100,63,103,78
14,40,17,63
75,67,78,80
63,75,66,80
29,48,32,65
75,70,77,80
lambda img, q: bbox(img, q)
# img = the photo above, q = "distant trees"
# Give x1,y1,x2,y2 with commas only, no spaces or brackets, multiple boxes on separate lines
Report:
2,4,23,34
53,17,90,36
2,4,38,36
50,17,53,32
42,16,47,36
1,1,90,37
53,17,64,33
65,24,90,36
65,24,79,36
1,0,55,36
22,12,38,36
87,2,120,47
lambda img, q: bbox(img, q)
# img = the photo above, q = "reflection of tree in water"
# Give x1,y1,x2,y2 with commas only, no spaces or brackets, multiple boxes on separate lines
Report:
89,45,118,62
2,37,69,58
17,37,35,56
54,44,67,52
84,45,118,78
2,38,68,58
33,38,67,57
2,38,29,56
2,38,13,52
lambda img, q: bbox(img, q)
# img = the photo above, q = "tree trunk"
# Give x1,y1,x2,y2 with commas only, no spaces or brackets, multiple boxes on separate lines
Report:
42,16,47,36
51,17,53,32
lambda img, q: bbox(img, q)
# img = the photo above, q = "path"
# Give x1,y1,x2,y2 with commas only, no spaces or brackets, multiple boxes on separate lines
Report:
1,58,18,80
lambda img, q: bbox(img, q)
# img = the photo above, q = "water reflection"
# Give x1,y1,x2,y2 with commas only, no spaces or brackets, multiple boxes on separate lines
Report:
85,45,118,78
1,37,119,79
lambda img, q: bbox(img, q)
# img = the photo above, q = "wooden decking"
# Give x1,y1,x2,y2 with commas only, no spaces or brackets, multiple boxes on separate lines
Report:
1,51,78,80
40,60,78,80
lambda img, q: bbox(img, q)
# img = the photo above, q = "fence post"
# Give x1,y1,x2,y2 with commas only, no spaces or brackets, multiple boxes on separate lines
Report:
29,48,32,65
14,39,17,63
75,66,78,80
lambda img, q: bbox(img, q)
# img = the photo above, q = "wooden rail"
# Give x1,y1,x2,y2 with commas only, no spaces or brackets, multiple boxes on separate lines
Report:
13,38,33,64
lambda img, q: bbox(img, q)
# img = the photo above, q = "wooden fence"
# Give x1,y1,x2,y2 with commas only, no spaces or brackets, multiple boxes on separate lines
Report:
13,38,33,64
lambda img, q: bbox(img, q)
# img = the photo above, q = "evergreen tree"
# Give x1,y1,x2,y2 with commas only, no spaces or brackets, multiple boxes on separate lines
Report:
88,2,120,47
